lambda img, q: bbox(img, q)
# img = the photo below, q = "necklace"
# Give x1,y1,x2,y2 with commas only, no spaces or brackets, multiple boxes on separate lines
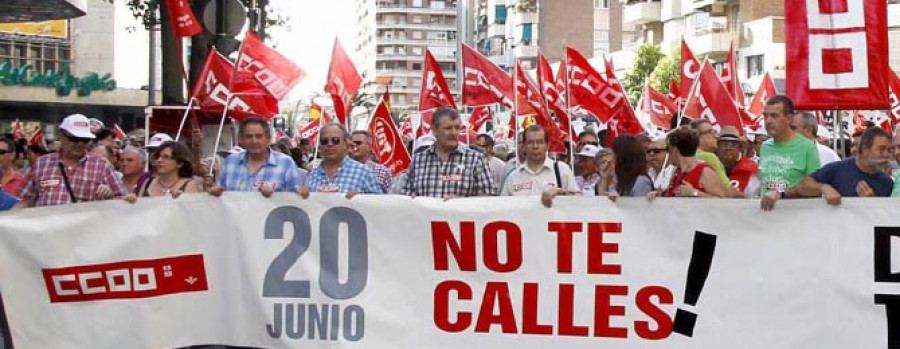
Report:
158,177,180,194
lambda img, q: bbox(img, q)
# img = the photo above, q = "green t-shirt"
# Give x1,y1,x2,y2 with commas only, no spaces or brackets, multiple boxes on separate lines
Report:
696,150,731,189
892,173,900,197
759,135,821,194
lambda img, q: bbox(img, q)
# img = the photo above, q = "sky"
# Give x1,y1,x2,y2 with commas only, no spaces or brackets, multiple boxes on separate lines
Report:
114,0,357,100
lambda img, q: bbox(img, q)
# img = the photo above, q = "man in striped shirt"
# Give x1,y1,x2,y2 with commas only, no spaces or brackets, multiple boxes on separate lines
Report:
403,107,495,198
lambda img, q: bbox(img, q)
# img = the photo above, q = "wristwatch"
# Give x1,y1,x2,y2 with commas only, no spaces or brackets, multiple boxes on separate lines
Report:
692,190,699,197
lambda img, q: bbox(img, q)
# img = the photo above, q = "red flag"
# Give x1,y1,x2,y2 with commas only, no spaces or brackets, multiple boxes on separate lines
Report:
28,128,44,147
420,50,457,111
537,53,570,138
461,43,513,108
515,62,566,153
399,116,413,139
554,58,577,143
236,33,305,101
276,129,287,140
566,46,625,123
368,100,411,175
683,59,744,135
296,118,321,144
416,110,434,138
324,38,362,126
888,69,900,125
468,105,492,133
605,57,621,88
680,39,701,104
11,120,24,141
164,0,202,37
668,77,680,106
192,50,279,119
113,124,126,141
785,0,889,110
639,85,677,131
720,42,745,106
603,56,644,140
746,72,778,119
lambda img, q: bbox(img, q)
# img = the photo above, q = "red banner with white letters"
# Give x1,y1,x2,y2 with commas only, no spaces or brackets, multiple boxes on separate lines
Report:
368,100,411,175
325,38,362,126
640,85,677,131
683,60,744,135
785,0,890,110
680,40,700,105
461,43,514,109
236,33,305,101
192,51,279,119
888,69,900,125
165,0,203,37
420,50,458,111
566,47,625,123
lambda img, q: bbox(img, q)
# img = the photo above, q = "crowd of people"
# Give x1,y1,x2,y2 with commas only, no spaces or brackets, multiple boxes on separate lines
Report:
0,94,897,213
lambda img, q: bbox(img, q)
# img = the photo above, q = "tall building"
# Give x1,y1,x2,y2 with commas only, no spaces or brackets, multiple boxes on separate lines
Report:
372,0,461,111
356,0,378,96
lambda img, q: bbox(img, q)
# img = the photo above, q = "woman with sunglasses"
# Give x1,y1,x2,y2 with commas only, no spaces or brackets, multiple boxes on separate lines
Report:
126,141,200,202
648,127,727,199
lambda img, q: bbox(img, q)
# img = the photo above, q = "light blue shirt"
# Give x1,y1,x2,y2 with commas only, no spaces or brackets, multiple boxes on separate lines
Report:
218,149,302,192
306,157,383,194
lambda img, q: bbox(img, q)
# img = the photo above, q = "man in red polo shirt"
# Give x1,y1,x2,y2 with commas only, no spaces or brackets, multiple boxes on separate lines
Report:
717,126,760,198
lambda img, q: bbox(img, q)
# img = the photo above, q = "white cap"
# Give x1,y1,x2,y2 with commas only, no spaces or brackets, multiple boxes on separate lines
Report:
816,126,834,140
414,134,436,152
59,114,96,139
145,133,173,148
576,144,601,158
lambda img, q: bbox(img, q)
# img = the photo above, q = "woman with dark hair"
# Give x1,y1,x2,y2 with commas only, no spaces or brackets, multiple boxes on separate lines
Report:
596,135,654,200
649,127,727,199
127,141,200,201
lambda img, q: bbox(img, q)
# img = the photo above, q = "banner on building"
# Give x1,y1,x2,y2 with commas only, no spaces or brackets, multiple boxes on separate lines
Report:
0,196,897,348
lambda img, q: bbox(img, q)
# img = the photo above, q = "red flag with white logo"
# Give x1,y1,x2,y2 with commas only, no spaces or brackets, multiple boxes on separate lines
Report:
554,57,577,143
461,43,513,108
296,118,321,144
325,38,362,126
113,123,127,141
468,105,492,133
602,56,644,140
164,0,202,37
639,85,677,131
192,50,279,119
720,42,746,106
785,0,889,109
566,46,625,123
416,110,434,138
537,53,570,138
681,39,701,104
683,59,744,135
668,77,681,108
747,72,778,118
516,62,566,153
888,69,900,125
236,33,305,101
368,100,411,175
420,49,457,111
399,116,413,138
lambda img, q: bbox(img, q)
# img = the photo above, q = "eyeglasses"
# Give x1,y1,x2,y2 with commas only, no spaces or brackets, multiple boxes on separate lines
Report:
64,133,92,144
0,149,9,155
646,148,669,154
319,137,343,146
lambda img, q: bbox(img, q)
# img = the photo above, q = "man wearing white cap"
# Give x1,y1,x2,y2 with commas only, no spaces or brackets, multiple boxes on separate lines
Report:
16,114,125,207
145,133,174,149
574,144,601,195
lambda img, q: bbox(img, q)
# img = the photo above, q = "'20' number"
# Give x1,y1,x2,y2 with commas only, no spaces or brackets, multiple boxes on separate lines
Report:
263,206,368,300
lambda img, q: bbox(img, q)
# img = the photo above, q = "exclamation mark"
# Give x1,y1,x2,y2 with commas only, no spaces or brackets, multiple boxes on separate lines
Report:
673,231,718,337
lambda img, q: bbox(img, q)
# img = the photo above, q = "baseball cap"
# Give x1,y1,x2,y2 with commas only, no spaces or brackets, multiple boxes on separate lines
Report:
816,126,834,139
145,133,173,148
719,126,741,142
59,114,96,139
576,144,601,158
414,135,436,152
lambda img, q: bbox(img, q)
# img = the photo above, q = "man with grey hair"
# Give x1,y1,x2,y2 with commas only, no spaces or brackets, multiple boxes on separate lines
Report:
793,111,840,166
350,130,392,193
119,146,149,195
298,123,382,197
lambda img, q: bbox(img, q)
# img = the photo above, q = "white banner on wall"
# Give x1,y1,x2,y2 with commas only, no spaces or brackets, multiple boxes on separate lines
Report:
0,194,898,349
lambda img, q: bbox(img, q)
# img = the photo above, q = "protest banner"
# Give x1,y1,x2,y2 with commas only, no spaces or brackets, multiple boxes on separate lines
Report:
0,195,896,348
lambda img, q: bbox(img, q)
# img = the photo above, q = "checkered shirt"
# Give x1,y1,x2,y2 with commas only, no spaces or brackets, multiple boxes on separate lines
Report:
367,160,393,193
218,149,302,192
19,152,126,207
306,156,383,194
403,144,496,198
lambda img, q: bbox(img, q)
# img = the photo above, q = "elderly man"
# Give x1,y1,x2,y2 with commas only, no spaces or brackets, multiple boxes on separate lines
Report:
403,107,495,198
16,114,124,207
645,135,668,180
208,117,302,198
476,133,506,185
350,130,392,193
574,144,600,195
119,147,149,195
299,123,382,196
759,95,821,210
716,126,760,197
501,125,579,207
793,112,840,166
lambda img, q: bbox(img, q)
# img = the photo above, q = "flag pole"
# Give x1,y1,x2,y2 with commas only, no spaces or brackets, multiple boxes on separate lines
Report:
564,50,574,169
513,59,520,167
209,96,232,176
174,97,198,142
680,58,705,123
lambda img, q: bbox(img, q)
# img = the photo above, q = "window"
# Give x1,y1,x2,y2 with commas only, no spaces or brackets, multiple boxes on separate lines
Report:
521,23,533,45
746,55,763,78
431,1,445,9
412,15,423,23
412,31,423,39
594,0,609,9
494,5,507,24
412,0,423,7
411,47,423,55
412,63,422,71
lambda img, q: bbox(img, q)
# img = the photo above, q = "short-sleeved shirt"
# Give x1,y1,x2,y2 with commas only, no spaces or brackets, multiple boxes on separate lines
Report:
18,152,126,207
218,149,302,192
2,171,25,199
366,160,393,193
811,158,893,197
575,173,601,196
603,175,654,197
501,158,579,196
759,135,821,194
306,157,382,194
696,150,731,188
403,144,495,198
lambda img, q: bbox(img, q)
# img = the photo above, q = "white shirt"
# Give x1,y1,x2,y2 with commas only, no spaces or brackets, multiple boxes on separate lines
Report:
501,157,579,196
817,143,841,166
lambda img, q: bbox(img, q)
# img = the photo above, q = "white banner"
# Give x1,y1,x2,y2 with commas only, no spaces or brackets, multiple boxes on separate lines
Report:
0,194,897,349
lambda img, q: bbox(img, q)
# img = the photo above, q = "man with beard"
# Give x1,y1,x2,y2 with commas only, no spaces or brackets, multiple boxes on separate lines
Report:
794,127,894,204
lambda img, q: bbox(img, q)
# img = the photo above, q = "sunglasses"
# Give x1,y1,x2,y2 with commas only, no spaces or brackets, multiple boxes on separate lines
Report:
64,133,92,144
646,148,669,154
319,137,343,146
580,141,599,146
0,149,9,155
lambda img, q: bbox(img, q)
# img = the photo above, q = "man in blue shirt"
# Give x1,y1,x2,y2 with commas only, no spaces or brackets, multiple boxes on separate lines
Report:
208,117,302,198
298,123,382,198
794,126,893,205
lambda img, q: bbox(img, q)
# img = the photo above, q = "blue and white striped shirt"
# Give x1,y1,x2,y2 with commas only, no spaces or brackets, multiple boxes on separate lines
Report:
218,149,302,192
306,157,383,194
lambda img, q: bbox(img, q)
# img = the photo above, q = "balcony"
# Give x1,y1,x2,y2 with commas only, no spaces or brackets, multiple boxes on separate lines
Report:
376,69,421,78
376,37,457,46
686,29,732,56
512,44,538,59
487,23,505,37
376,52,458,64
378,22,457,30
623,1,661,25
375,4,458,15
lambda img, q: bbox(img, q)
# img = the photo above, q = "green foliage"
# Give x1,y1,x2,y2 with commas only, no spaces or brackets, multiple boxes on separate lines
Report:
120,0,288,38
648,47,680,95
622,43,664,106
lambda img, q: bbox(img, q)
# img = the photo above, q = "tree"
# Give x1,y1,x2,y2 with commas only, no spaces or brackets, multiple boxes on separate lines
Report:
622,43,664,106
648,47,680,95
